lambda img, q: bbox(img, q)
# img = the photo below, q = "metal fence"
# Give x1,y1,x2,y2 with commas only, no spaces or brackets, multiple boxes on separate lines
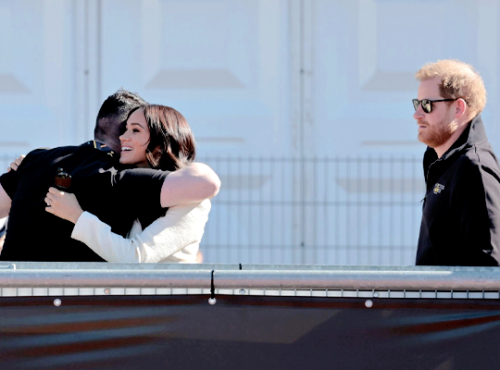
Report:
0,154,425,266
200,156,424,266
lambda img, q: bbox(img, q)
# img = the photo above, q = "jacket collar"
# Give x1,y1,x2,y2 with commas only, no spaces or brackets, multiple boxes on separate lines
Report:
423,114,487,168
81,140,116,157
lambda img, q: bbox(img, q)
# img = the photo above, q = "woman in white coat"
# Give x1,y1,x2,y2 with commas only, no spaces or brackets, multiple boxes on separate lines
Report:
44,105,211,263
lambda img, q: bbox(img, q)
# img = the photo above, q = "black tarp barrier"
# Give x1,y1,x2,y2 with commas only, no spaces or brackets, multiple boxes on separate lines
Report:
0,295,499,370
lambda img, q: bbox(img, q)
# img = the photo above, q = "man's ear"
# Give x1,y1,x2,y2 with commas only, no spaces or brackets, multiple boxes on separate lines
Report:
455,98,467,119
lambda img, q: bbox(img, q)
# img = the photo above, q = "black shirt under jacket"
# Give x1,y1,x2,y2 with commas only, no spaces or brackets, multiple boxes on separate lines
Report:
0,141,168,262
416,114,500,266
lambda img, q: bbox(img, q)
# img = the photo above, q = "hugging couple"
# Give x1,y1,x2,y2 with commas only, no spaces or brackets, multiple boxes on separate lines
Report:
0,89,221,263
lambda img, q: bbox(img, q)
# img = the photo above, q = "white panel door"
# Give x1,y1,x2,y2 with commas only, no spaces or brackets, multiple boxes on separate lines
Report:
309,0,500,157
0,0,81,156
99,0,293,157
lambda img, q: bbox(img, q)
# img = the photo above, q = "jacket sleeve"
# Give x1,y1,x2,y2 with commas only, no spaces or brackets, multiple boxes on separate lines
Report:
114,168,171,229
452,163,500,265
0,149,47,200
71,200,211,263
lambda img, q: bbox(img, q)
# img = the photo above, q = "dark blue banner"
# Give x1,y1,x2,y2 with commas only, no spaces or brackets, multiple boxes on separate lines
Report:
0,295,498,369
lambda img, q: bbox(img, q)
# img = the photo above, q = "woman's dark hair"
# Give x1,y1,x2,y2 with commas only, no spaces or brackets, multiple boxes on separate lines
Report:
143,104,196,171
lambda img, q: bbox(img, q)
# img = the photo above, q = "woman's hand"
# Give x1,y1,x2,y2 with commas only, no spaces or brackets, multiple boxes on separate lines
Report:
7,155,25,172
45,187,83,224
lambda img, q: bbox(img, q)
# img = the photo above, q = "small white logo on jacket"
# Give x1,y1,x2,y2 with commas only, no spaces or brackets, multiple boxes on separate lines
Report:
433,183,445,194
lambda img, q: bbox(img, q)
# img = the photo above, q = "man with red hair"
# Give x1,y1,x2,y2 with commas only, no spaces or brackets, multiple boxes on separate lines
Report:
413,59,500,266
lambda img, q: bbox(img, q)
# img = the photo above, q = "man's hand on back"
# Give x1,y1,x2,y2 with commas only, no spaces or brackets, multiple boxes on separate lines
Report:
0,154,24,218
160,162,221,208
7,155,25,172
0,185,11,219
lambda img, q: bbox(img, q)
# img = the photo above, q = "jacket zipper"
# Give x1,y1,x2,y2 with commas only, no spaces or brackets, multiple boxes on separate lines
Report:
425,158,442,185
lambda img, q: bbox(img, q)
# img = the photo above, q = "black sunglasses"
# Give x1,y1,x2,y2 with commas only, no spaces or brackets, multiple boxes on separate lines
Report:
412,98,456,113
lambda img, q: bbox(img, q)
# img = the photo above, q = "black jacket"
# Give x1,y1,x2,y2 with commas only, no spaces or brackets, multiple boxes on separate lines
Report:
0,141,168,262
416,115,500,266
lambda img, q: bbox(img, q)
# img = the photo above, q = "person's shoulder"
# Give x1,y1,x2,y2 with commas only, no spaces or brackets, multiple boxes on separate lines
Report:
70,142,119,170
452,148,500,191
460,144,500,173
18,146,77,166
178,199,211,215
163,199,211,220
28,145,79,157
457,150,479,168
119,167,170,176
198,199,211,212
172,199,211,211
116,168,170,185
454,153,484,181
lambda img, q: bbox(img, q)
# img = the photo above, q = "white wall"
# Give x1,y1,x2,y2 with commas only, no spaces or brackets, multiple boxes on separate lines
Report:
1,0,498,157
1,0,499,265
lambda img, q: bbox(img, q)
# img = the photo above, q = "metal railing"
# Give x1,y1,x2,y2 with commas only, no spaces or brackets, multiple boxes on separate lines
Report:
0,262,498,294
1,155,425,266
201,156,424,266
